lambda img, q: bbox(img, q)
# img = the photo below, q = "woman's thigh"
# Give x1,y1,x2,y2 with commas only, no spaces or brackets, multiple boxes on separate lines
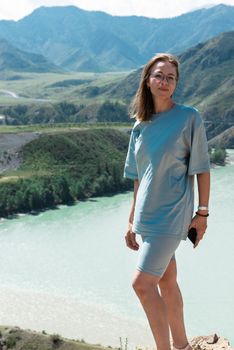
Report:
136,235,181,278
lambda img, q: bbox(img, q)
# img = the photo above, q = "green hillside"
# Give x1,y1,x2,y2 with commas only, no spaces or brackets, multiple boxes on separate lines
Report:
176,31,234,139
0,128,132,217
0,70,126,105
0,38,60,73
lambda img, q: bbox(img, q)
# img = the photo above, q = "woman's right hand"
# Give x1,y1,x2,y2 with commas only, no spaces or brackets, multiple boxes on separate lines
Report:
125,223,139,251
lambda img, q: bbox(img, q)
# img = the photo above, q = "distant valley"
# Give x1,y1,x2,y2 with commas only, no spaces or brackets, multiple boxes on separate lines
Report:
0,29,233,147
0,4,233,147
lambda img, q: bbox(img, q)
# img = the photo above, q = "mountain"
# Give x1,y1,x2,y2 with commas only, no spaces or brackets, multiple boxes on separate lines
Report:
0,38,60,72
0,4,233,71
175,31,234,139
208,126,234,148
76,30,234,140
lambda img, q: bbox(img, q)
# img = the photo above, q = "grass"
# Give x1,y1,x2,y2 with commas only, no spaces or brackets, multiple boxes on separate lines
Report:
0,122,133,134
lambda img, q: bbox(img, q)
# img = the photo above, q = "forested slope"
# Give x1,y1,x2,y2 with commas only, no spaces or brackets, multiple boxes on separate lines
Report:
0,128,132,217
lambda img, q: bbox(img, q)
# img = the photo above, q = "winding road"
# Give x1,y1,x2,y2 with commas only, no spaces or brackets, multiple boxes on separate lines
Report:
0,89,19,98
0,89,48,102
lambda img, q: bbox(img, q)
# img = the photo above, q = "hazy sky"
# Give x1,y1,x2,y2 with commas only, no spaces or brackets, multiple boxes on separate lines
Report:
0,0,234,20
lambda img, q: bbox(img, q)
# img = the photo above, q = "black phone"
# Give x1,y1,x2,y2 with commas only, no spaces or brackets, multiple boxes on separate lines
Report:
188,227,197,244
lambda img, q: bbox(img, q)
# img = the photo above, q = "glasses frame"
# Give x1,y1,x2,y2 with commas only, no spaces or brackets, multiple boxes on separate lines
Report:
149,72,177,84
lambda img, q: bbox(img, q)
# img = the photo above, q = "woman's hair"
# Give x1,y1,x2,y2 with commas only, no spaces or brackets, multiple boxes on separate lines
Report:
129,53,180,121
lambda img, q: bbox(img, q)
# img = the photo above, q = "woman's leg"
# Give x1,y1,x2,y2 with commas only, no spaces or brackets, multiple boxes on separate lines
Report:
159,259,192,349
132,236,183,350
132,270,171,350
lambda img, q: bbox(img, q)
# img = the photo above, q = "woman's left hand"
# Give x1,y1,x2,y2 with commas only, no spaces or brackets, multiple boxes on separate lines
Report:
188,215,207,248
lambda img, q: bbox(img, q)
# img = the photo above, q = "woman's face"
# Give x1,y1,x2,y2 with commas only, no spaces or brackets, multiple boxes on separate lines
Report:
147,60,177,99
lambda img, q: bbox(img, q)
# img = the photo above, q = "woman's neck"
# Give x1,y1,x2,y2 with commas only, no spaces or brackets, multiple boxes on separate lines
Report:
154,99,175,114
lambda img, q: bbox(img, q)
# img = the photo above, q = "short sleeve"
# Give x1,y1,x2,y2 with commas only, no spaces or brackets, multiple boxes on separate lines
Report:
188,111,210,176
123,128,139,180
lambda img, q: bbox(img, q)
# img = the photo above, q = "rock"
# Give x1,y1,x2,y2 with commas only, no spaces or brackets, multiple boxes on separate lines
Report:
207,334,219,344
191,334,232,350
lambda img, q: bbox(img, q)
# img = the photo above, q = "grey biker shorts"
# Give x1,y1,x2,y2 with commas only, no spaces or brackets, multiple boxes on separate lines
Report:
136,235,181,277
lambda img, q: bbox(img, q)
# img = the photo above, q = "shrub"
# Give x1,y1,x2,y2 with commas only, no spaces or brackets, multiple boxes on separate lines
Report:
50,333,63,348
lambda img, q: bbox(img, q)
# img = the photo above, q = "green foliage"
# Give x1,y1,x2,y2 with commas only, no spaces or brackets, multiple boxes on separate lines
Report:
210,147,227,165
48,79,91,88
6,334,21,348
0,100,129,124
50,333,63,348
97,101,128,122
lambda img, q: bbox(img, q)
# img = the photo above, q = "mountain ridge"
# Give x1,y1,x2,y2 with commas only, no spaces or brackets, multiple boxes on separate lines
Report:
0,4,233,72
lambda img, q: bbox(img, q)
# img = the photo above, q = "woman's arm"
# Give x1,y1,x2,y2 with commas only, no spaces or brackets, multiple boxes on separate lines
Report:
125,180,140,250
128,180,139,226
197,172,210,212
189,171,210,248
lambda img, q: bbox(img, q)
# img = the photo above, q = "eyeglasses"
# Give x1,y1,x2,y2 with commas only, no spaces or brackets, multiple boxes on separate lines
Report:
150,73,177,84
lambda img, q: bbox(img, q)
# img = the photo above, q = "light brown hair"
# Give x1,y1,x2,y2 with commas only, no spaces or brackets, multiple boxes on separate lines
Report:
129,53,180,121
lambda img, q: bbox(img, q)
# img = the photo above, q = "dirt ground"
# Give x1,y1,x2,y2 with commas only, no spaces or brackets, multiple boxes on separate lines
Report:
0,132,39,174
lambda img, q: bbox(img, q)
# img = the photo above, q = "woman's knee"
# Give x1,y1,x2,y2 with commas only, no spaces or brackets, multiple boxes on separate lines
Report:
132,270,160,298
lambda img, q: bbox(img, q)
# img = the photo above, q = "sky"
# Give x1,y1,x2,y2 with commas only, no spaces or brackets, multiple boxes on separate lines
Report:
0,0,234,21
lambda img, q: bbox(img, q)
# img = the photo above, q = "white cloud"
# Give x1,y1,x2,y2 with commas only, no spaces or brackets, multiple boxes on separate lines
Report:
0,0,34,21
0,0,233,21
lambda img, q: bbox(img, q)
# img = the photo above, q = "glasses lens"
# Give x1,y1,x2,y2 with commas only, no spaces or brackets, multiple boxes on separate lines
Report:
167,76,176,83
150,73,176,84
153,73,163,81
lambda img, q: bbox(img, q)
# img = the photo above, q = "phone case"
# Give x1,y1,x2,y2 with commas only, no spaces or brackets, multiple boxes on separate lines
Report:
188,227,197,244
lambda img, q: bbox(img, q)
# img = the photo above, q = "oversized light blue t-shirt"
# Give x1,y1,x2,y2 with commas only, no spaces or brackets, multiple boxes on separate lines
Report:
123,103,210,241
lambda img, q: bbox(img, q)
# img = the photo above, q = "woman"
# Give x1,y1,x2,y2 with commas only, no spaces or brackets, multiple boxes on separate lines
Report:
123,53,210,350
